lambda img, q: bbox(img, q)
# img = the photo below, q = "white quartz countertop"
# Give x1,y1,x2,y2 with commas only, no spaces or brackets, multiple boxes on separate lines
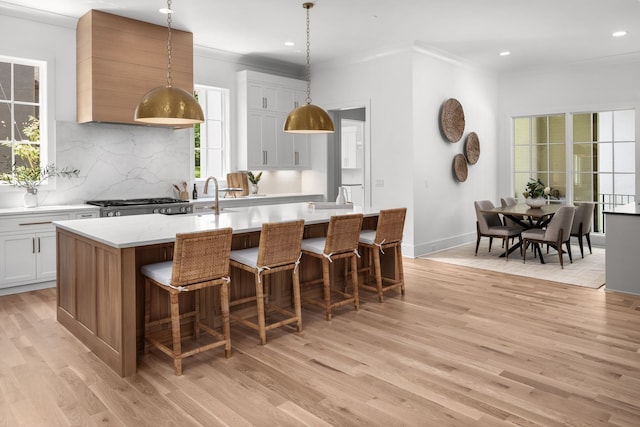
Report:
604,202,640,216
0,204,99,217
53,202,378,249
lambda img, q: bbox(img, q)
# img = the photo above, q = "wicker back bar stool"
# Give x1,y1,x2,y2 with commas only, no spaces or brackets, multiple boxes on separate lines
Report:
358,207,407,302
229,220,305,345
301,213,363,321
141,228,233,375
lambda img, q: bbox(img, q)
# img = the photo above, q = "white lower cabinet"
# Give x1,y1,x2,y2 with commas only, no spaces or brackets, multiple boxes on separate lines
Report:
0,231,56,285
0,208,99,293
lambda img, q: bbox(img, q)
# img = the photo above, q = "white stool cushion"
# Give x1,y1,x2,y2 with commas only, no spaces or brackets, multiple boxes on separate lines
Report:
230,247,259,268
359,230,377,245
141,261,173,286
301,237,327,255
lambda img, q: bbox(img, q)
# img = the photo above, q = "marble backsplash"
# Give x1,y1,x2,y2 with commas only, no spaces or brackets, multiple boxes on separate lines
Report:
0,120,192,208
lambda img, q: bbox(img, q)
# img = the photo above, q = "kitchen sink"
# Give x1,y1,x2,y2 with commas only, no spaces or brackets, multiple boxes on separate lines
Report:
194,208,237,216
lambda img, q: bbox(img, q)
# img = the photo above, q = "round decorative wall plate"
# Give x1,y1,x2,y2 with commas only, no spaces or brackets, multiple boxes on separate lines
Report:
440,98,465,142
464,132,480,164
453,153,468,182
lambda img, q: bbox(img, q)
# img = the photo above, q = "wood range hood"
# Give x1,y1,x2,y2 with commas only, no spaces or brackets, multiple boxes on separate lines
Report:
76,10,194,127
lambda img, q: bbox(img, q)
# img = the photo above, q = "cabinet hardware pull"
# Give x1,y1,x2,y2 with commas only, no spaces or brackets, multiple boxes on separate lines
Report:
78,214,93,218
295,151,299,165
37,237,41,253
19,221,53,226
263,150,267,165
32,237,35,254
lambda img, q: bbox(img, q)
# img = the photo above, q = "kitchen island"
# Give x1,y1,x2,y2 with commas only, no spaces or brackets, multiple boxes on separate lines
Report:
54,203,380,376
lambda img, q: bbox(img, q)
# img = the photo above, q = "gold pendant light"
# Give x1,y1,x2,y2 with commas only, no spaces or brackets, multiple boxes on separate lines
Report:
284,2,334,134
134,0,204,125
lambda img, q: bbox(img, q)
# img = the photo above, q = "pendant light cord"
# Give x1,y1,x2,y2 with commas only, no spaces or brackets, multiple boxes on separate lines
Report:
166,0,173,87
304,3,312,104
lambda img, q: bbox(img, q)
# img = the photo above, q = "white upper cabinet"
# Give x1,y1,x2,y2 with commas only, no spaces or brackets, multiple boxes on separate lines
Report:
237,70,310,170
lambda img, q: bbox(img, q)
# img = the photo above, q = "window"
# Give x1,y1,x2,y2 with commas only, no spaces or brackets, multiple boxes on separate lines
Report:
513,114,566,200
194,85,229,179
513,109,636,233
0,57,46,185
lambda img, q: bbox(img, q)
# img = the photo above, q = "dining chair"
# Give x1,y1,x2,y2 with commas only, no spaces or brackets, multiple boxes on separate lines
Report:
522,206,575,268
474,200,523,260
229,220,305,345
301,213,363,320
570,202,595,258
500,197,525,245
358,207,407,302
141,228,233,375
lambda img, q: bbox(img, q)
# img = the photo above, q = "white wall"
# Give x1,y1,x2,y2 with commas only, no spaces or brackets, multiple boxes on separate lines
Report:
312,45,499,257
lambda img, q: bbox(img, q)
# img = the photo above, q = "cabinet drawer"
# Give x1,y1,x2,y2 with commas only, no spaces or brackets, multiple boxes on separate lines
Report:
75,211,99,219
0,214,71,232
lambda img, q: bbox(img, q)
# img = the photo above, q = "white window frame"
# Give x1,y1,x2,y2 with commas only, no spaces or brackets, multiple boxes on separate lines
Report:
194,85,230,181
0,55,49,191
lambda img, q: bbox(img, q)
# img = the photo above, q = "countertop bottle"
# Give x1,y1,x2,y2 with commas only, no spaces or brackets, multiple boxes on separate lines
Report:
192,183,198,200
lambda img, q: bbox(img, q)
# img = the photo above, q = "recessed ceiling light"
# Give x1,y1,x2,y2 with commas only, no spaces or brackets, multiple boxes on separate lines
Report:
284,41,295,47
612,30,627,37
499,51,511,56
159,8,172,14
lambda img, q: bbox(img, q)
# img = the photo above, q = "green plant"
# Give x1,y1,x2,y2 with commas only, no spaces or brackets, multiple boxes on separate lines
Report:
1,143,79,190
522,178,550,199
247,171,262,184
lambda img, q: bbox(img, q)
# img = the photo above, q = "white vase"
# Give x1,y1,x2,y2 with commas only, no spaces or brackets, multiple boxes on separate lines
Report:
336,186,346,205
525,197,545,208
249,183,259,195
23,188,38,208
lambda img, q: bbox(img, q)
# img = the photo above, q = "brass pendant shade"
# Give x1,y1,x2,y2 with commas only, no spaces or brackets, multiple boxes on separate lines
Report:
134,86,204,125
134,0,204,125
284,2,334,134
284,103,335,133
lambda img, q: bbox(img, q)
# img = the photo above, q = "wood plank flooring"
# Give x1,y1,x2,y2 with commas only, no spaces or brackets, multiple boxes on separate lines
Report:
1,258,639,426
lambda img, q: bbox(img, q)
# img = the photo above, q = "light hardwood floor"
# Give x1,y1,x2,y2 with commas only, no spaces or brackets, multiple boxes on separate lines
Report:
1,258,639,426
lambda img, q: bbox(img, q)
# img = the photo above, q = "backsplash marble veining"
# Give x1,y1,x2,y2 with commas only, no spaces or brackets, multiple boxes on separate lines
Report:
0,121,192,208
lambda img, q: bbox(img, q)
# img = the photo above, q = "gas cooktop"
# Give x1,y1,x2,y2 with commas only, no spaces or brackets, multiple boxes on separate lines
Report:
86,197,188,207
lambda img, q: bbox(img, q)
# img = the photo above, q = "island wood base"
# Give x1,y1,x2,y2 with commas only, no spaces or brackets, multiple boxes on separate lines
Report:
56,216,382,376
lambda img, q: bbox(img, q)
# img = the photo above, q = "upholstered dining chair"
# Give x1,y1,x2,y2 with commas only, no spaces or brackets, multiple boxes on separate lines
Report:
570,202,595,258
301,213,363,320
358,207,407,302
474,200,523,260
141,228,233,375
521,206,575,268
229,220,305,345
500,197,525,245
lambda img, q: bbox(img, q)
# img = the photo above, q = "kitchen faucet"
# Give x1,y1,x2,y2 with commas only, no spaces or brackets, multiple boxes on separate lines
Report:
202,176,220,215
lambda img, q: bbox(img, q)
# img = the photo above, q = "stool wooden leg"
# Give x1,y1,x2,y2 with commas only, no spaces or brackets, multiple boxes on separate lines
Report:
144,279,151,354
194,289,201,340
397,246,405,296
169,293,183,376
292,267,302,332
220,282,232,358
372,248,383,302
350,255,359,311
255,275,267,345
322,258,332,321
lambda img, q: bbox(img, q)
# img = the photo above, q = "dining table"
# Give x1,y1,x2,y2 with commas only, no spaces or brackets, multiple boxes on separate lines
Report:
480,203,564,263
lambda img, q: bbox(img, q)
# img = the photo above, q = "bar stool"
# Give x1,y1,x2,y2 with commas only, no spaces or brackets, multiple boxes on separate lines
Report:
301,213,363,320
141,228,233,375
358,207,407,302
229,220,305,345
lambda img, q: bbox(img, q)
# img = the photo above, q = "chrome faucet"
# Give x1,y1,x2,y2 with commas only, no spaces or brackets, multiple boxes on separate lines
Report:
203,176,220,215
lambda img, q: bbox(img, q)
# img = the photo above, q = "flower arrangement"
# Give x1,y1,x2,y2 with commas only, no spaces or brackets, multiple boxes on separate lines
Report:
522,178,550,199
247,171,262,184
1,143,79,191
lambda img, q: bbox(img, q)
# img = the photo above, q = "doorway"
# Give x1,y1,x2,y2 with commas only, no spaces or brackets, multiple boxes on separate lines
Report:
327,107,366,205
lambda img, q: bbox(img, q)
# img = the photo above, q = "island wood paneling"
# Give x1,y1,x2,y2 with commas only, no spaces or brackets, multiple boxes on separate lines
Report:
76,9,194,125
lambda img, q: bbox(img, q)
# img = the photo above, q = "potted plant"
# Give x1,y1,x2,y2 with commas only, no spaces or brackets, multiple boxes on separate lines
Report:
1,142,79,207
522,178,550,208
247,171,262,195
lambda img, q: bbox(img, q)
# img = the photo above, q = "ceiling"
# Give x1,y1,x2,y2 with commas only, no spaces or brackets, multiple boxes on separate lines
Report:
3,0,640,73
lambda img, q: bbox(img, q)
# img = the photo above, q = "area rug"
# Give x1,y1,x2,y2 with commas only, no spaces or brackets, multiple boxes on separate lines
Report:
422,241,605,289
